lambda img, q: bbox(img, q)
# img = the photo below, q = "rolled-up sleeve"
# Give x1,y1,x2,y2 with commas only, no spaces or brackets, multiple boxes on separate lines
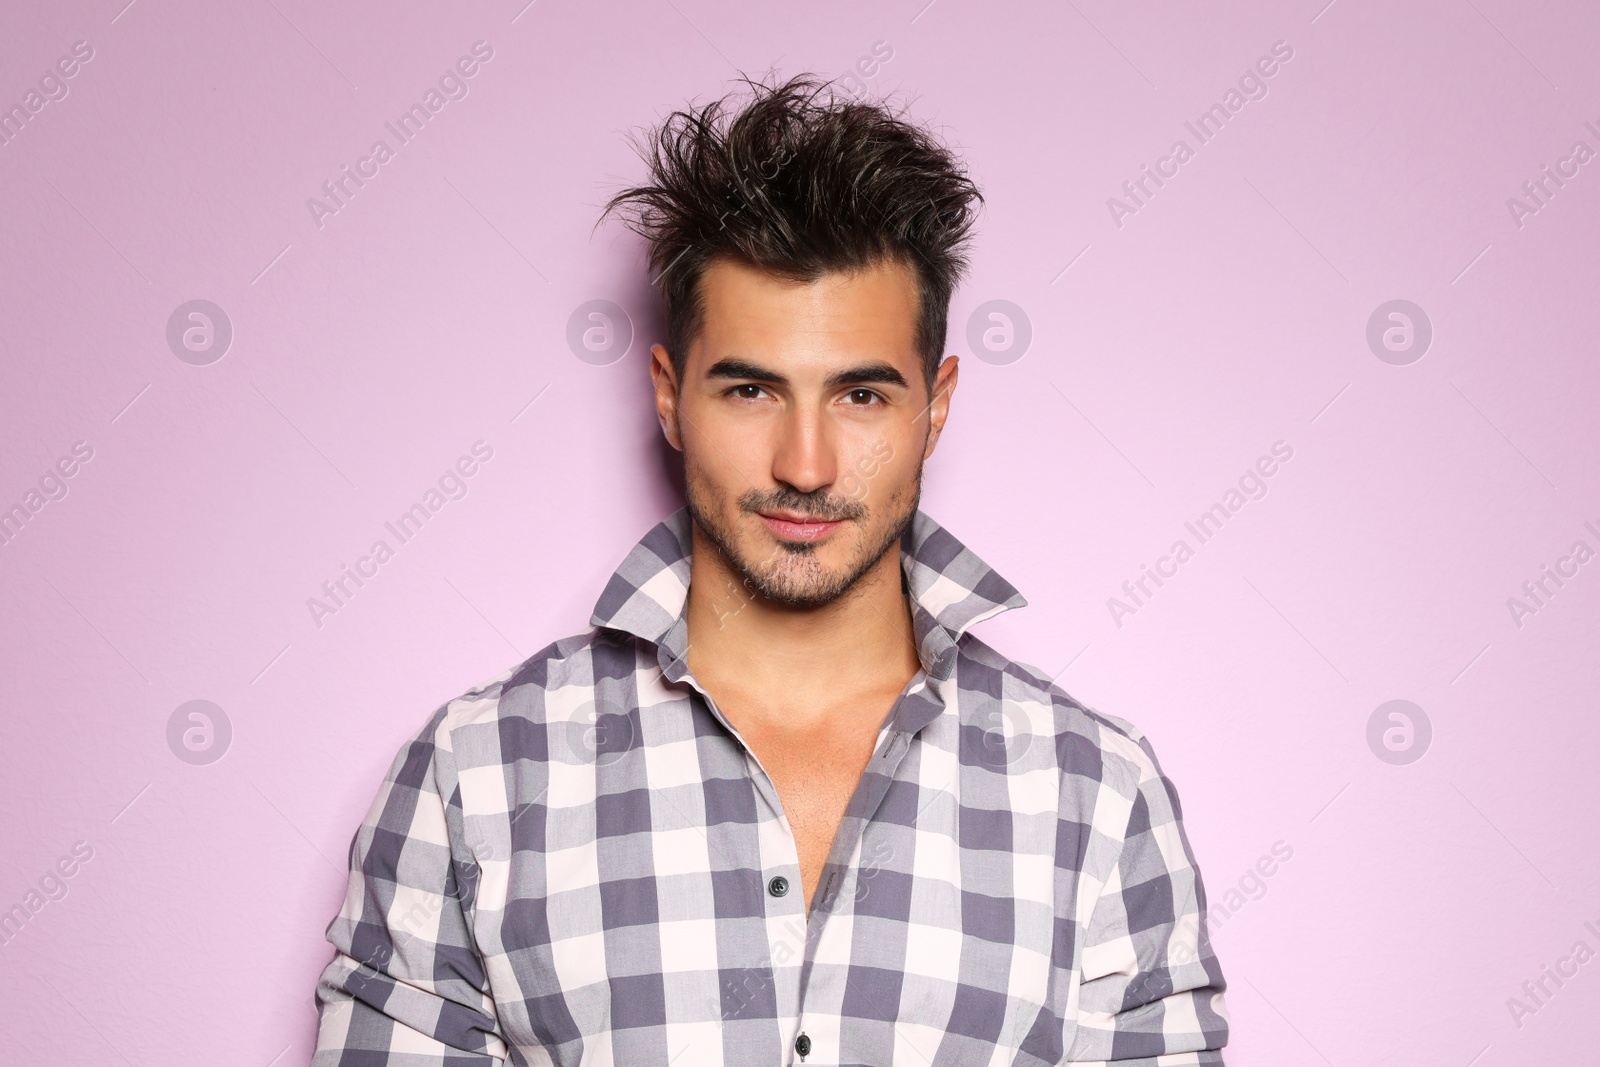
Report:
1069,728,1230,1064
313,706,508,1065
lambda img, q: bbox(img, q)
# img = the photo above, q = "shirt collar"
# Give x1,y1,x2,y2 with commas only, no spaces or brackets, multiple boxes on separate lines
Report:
589,506,1026,684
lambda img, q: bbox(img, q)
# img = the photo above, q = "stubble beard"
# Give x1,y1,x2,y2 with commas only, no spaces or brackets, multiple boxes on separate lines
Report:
685,460,923,609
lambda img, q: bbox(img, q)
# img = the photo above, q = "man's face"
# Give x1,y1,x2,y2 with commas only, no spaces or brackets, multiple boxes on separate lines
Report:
650,256,959,607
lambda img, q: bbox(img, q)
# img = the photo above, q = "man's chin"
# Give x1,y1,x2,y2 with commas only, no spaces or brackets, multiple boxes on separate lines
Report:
687,496,905,609
745,533,900,607
746,534,848,582
747,567,858,608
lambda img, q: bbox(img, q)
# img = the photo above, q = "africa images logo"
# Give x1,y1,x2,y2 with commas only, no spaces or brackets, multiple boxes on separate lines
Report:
1107,39,1295,228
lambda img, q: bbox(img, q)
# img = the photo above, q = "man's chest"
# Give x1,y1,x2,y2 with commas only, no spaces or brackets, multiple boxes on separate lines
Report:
735,712,888,910
457,698,1079,1064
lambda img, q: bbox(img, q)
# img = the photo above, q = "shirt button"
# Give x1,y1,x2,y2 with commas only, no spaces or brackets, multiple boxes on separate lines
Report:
795,1032,811,1058
767,875,789,898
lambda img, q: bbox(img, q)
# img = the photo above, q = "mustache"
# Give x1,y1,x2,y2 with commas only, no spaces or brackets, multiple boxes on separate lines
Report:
739,486,867,522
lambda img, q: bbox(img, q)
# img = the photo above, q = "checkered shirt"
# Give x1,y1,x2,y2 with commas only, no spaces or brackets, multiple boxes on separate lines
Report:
312,507,1231,1065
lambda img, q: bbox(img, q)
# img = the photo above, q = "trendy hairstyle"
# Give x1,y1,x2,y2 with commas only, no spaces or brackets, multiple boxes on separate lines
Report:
601,73,983,390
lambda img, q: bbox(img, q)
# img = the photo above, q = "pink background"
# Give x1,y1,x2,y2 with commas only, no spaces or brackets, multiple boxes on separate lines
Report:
3,0,1598,1062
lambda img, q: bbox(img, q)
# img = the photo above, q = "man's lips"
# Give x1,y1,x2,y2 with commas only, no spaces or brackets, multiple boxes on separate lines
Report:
756,512,844,542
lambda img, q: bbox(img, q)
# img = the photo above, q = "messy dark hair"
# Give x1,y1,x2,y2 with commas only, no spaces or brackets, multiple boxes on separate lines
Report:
601,73,983,391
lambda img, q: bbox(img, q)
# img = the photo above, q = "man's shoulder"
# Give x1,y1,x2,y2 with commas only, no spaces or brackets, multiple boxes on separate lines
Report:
954,631,1166,792
415,625,646,753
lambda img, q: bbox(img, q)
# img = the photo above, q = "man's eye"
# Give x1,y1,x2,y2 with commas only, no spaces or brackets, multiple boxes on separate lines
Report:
845,388,882,405
730,384,766,400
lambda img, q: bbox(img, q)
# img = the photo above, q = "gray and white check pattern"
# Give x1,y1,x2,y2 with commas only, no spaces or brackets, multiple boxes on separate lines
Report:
312,507,1231,1065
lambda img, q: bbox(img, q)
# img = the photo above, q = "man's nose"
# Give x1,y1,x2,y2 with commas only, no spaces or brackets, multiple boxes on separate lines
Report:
769,403,838,495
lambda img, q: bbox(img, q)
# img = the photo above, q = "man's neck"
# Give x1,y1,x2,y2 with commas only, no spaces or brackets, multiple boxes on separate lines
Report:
683,525,922,729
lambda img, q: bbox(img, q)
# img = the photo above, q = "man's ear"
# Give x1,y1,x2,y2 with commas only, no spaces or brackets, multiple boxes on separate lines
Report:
649,343,684,451
922,354,960,460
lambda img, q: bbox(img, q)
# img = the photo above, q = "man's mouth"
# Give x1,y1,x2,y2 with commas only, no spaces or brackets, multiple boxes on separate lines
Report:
756,510,845,542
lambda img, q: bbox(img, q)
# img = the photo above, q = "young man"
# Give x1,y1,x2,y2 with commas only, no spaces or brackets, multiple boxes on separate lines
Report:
313,75,1230,1065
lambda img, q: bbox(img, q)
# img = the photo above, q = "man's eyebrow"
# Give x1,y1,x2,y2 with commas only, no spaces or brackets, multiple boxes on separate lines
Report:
702,359,910,390
823,362,908,389
705,358,788,385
